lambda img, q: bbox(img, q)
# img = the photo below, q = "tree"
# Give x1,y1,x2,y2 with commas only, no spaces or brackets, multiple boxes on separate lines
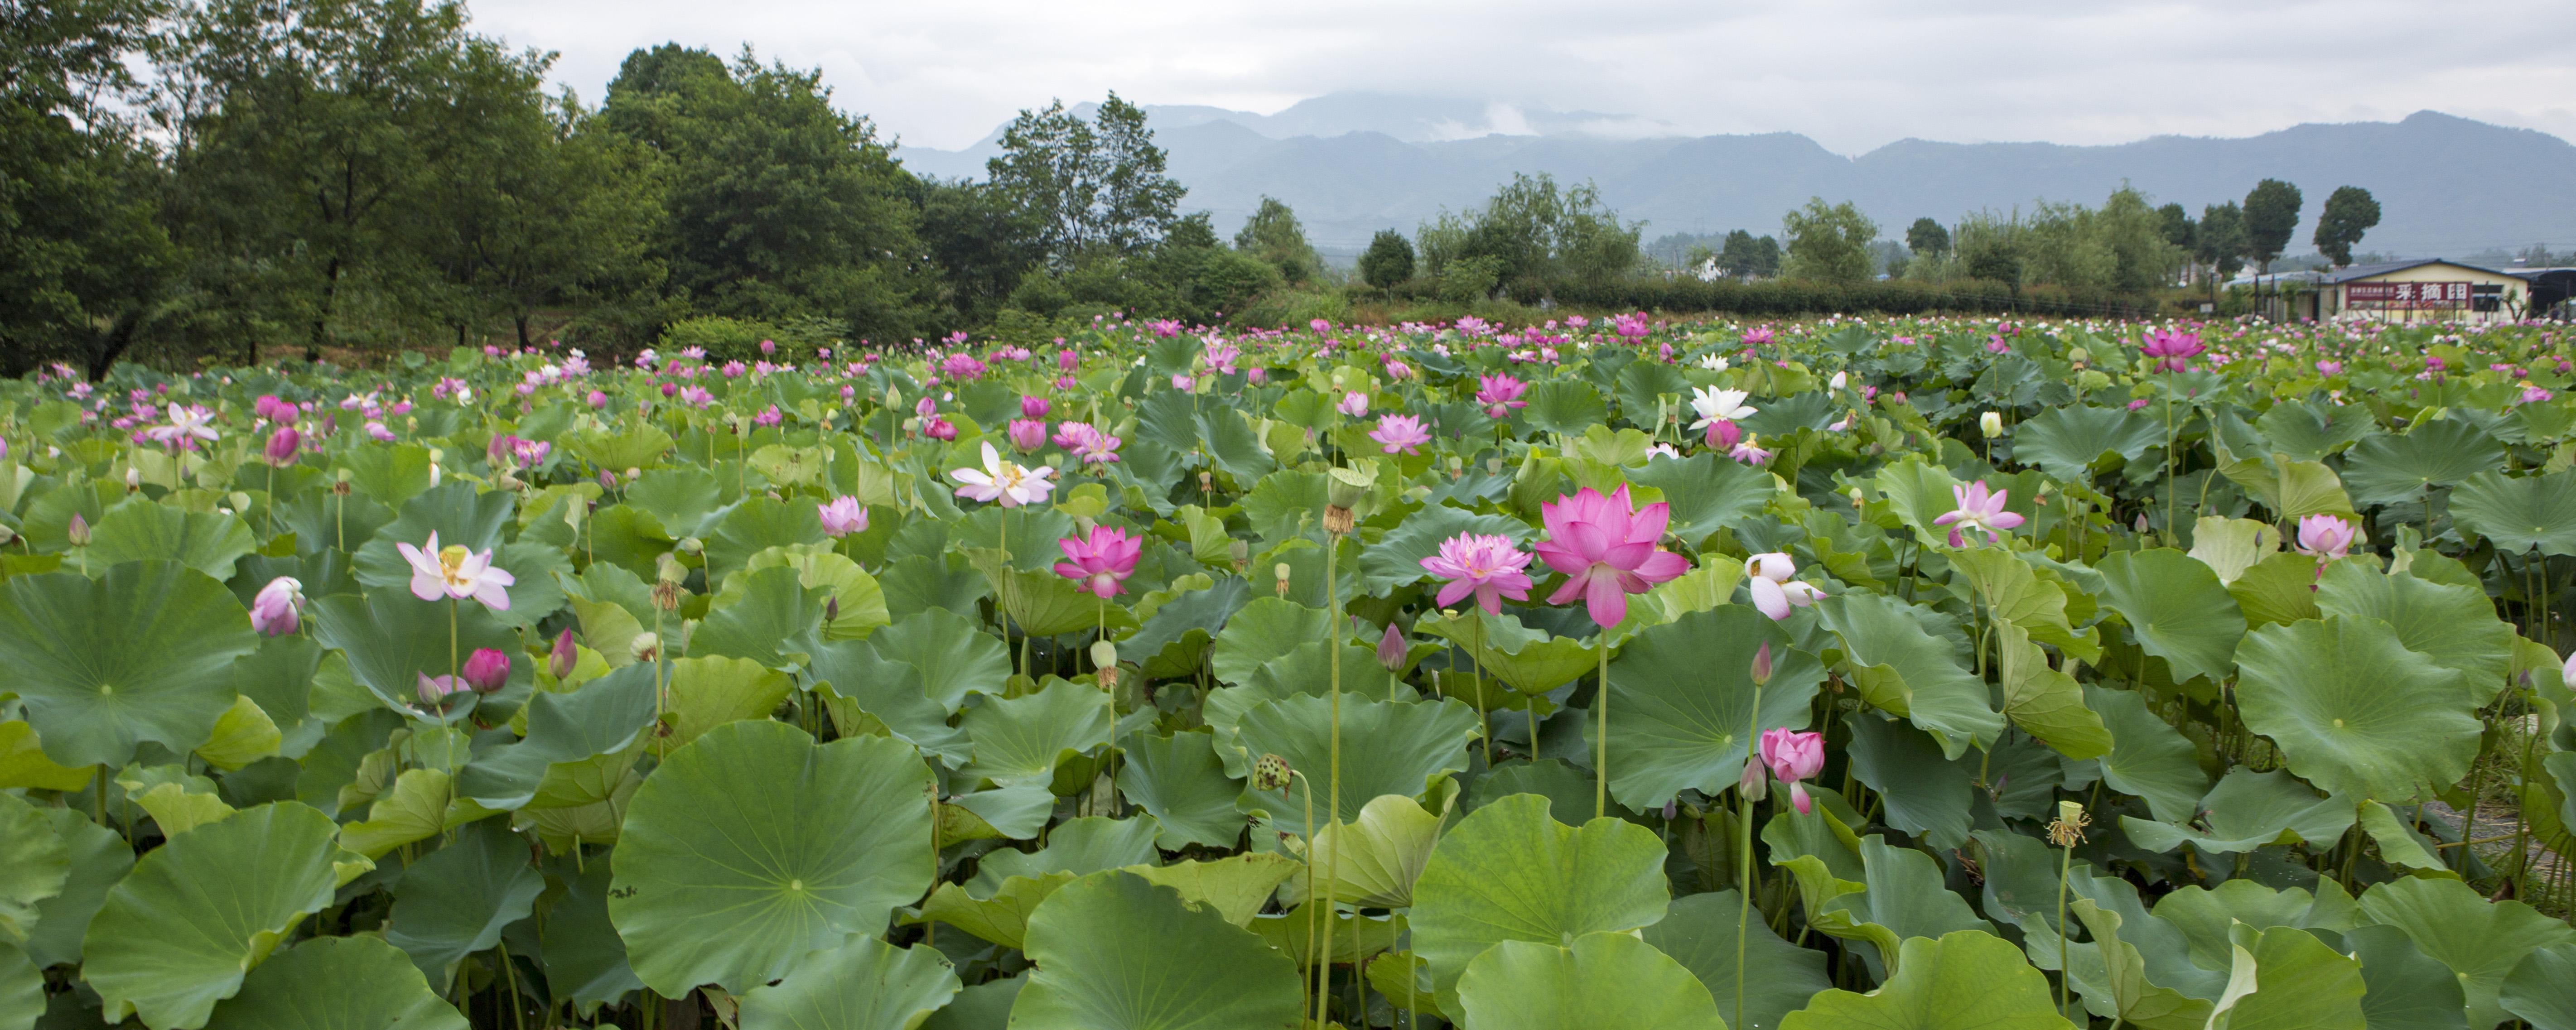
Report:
2195,201,2248,289
1234,196,1319,282
2312,186,2380,268
1413,172,1640,289
1091,94,1184,254
986,92,1184,264
2241,178,2302,272
2155,203,2195,249
1904,217,1950,257
1714,230,1778,278
1357,230,1415,291
1779,198,1877,284
915,177,1042,327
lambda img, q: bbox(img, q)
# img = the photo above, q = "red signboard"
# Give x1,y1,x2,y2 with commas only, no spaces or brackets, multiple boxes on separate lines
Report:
2346,281,2471,308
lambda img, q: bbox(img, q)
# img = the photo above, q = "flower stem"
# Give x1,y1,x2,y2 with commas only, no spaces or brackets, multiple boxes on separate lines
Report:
1323,532,1346,1023
1595,639,1610,820
1735,676,1762,1030
2057,841,2074,1019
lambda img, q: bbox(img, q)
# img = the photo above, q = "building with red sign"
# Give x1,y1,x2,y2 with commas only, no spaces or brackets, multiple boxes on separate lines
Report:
2315,259,2529,323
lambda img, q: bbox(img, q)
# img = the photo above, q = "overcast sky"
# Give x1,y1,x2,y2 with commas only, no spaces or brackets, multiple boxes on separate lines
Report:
473,0,2576,155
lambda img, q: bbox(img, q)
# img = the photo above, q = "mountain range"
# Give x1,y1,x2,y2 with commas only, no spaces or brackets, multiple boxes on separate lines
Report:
895,95,2576,261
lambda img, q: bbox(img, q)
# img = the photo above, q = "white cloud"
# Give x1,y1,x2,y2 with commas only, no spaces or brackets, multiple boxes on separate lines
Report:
474,0,2576,153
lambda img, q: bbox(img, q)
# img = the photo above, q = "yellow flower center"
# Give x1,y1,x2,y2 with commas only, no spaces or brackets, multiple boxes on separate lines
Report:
438,545,470,583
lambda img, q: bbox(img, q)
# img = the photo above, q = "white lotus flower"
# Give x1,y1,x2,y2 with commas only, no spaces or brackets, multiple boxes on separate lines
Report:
1689,386,1757,429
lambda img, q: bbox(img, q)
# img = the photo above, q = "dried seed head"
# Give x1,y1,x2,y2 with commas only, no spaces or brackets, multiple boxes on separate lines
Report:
1252,753,1293,792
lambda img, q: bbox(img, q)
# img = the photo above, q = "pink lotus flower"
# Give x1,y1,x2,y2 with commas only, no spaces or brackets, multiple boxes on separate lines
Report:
1476,374,1528,419
1008,418,1049,452
923,416,957,441
1932,481,2024,547
549,629,579,679
1052,421,1122,465
250,576,303,635
2294,514,2354,559
416,673,467,709
677,386,714,408
1370,414,1431,455
1532,486,1688,628
1337,391,1369,417
1054,525,1142,598
1729,435,1772,466
397,532,514,610
1704,419,1742,450
1021,395,1051,419
2140,328,2205,373
1059,348,1080,370
462,648,511,693
753,405,782,427
1420,533,1536,615
817,496,868,537
263,427,301,466
1743,552,1825,620
2315,360,2343,376
1761,727,1826,815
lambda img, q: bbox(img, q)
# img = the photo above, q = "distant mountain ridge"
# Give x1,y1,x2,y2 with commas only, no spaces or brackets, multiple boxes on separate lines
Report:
897,97,2576,259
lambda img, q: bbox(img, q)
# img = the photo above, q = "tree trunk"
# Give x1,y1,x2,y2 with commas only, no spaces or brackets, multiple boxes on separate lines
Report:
307,257,342,363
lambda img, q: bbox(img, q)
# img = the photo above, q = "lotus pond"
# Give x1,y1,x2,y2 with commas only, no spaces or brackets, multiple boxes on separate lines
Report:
3,314,2576,1030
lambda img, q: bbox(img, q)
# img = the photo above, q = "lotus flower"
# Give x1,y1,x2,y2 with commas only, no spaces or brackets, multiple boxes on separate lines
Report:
950,442,1055,507
2140,328,2205,373
1021,395,1051,419
1420,532,1536,615
1337,391,1369,417
250,576,303,635
1743,552,1825,620
549,629,579,679
2294,514,2354,559
263,426,300,466
817,496,868,537
1532,486,1688,628
1689,387,1757,430
1932,481,2023,547
398,532,514,610
1376,622,1409,671
1052,422,1122,466
1370,414,1431,455
1760,727,1826,814
1054,525,1141,598
416,673,467,708
1729,434,1772,466
461,648,511,693
1477,374,1529,418
1008,418,1049,452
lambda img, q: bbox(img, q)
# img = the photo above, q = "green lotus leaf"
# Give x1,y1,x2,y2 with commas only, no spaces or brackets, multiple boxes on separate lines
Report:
2152,881,2359,974
1419,608,1597,696
1641,891,1833,1030
944,784,1055,841
135,780,236,836
1628,451,1774,546
0,563,259,768
2253,399,2378,462
2094,549,2245,685
922,975,1023,1030
1947,548,2092,662
1816,592,2002,758
337,769,467,859
18,806,130,967
2014,404,2163,481
735,934,960,1030
194,693,281,772
2084,684,2209,823
1523,380,1607,438
2119,768,2354,855
1279,793,1442,909
2357,876,2576,1030
2227,551,2325,627
914,874,1072,951
82,802,347,1029
1470,758,1617,826
1780,836,1993,977
1231,694,1478,824
1121,577,1248,678
609,721,936,995
804,639,970,763
1410,793,1670,1001
1123,853,1301,927
1874,457,1963,541
960,678,1111,787
2186,517,2279,585
1114,731,1245,849
453,664,656,811
1844,712,1972,849
2213,450,2357,523
725,545,892,640
1993,620,2110,758
982,558,1136,639
0,794,66,947
82,503,256,581
2342,419,2502,507
2502,943,2576,1030
0,721,94,791
687,565,827,672
1209,596,1331,687
383,820,545,987
2234,615,2479,802
308,584,526,725
2451,469,2576,556
1602,606,1822,810
665,655,795,747
868,608,1011,712
620,469,724,539
704,496,830,585
0,942,35,1030
967,816,1162,897
1246,904,1405,969
1457,932,1724,1030
2062,899,2214,1030
1780,930,2071,1030
2314,561,2512,702
538,851,641,1016
2356,800,2452,876
2343,924,2470,1030
2208,924,2366,1030
333,443,436,507
199,936,465,1030
1009,871,1303,1030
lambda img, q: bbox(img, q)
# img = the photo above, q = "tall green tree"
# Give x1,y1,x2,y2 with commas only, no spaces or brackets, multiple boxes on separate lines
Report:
1415,172,1639,289
2312,186,2380,268
2195,201,2248,289
600,44,932,341
1357,230,1414,291
914,177,1042,327
1904,217,1950,257
2155,202,2195,249
1234,196,1319,283
1716,230,1778,278
985,93,1184,264
1779,197,1877,284
2241,178,2302,273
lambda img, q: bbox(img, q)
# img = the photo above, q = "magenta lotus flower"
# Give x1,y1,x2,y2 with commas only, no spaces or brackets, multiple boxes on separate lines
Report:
1052,421,1122,466
1337,391,1369,417
263,426,300,466
1420,532,1536,615
2294,514,2354,559
397,532,514,610
1021,395,1051,419
1008,418,1049,452
250,576,303,636
1704,419,1741,450
1054,525,1142,598
2140,327,2205,373
1370,414,1432,455
1532,486,1688,628
817,496,868,537
1476,374,1529,419
549,628,579,679
1932,481,2024,547
461,648,511,693
1376,621,1409,671
1760,727,1826,814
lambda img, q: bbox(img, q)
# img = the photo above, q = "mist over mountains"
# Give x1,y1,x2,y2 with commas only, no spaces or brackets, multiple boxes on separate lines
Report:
897,95,2576,261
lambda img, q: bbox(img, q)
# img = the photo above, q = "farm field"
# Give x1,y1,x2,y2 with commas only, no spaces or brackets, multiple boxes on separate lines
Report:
3,313,2575,1030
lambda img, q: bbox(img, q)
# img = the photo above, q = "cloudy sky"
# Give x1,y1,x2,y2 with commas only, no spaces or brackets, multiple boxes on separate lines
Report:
474,0,2576,154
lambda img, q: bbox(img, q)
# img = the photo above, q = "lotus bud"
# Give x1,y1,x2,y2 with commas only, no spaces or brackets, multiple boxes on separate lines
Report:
1979,411,2003,438
461,648,511,693
250,576,304,636
264,426,301,466
598,468,617,491
629,631,661,663
1738,758,1768,801
65,513,90,547
1750,640,1773,687
0,524,15,547
125,466,141,491
1376,622,1407,672
657,553,686,584
1227,539,1249,570
825,595,839,623
625,467,643,483
1252,753,1293,792
675,536,703,556
549,629,579,679
1274,563,1292,597
416,672,466,708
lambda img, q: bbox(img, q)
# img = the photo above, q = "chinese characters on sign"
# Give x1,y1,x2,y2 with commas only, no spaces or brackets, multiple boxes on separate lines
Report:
2346,281,2472,308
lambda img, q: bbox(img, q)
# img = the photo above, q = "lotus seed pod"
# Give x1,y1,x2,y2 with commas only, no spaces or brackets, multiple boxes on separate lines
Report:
1090,640,1116,670
1252,753,1293,792
675,536,703,555
628,632,661,663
